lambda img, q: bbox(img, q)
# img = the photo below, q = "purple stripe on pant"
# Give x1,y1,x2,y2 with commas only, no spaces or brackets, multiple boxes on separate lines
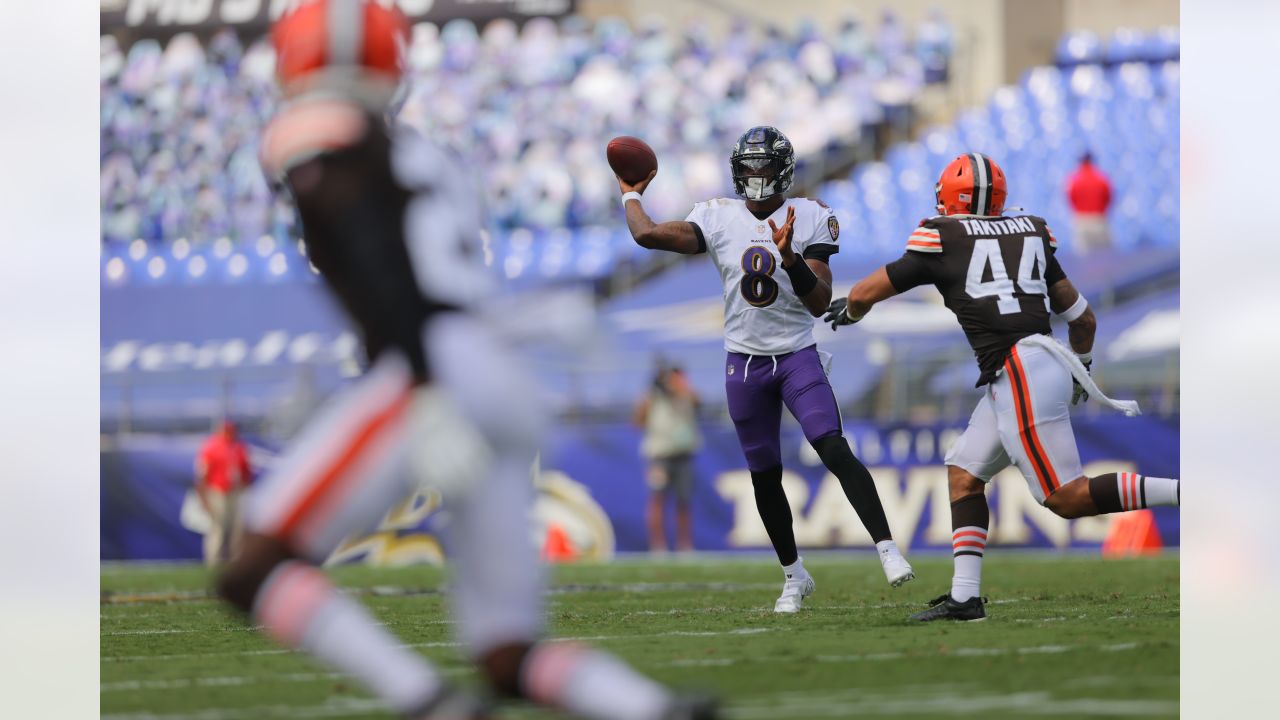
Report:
725,344,843,471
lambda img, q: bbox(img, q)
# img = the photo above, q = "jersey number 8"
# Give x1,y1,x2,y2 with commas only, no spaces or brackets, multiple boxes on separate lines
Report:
740,246,779,307
964,236,1050,314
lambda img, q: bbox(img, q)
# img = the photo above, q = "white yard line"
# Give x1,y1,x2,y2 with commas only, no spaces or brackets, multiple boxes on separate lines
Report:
102,684,1177,719
727,689,1178,717
104,627,780,663
101,697,388,720
105,638,1153,694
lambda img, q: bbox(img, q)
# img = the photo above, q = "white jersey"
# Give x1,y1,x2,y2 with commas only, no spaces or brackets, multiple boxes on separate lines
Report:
687,197,840,355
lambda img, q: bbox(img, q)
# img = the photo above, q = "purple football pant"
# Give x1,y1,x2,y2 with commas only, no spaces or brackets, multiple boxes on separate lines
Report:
725,344,842,472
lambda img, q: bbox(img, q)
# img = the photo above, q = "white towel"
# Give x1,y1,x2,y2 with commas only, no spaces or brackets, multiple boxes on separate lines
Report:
1016,334,1142,417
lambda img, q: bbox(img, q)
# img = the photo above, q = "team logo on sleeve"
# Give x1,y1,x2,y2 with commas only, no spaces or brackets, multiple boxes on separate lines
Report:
827,216,840,242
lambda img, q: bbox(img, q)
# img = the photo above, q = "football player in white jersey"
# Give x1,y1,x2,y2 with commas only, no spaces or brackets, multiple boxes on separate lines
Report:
617,126,913,613
215,3,717,718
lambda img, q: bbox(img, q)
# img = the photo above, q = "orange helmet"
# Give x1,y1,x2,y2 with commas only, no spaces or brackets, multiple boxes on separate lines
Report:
271,0,410,103
935,153,1008,216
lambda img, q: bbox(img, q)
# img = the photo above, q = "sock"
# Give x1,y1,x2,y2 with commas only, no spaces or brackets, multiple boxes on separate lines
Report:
875,539,901,558
254,561,442,715
949,492,989,603
1089,472,1180,513
520,642,671,720
751,466,799,566
812,435,892,542
782,556,808,581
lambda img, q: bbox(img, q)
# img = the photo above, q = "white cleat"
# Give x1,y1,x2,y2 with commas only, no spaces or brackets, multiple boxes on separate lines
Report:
880,545,915,588
773,574,816,613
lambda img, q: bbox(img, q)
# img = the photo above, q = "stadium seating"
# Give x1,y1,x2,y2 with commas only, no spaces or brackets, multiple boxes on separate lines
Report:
100,13,951,245
102,23,1175,290
818,47,1178,276
101,27,1179,427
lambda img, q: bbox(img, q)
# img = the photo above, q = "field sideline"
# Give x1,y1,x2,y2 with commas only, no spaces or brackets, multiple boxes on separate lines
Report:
101,554,1179,719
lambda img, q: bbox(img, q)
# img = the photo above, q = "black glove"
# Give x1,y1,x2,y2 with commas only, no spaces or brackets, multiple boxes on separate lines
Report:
824,298,860,331
1072,359,1092,405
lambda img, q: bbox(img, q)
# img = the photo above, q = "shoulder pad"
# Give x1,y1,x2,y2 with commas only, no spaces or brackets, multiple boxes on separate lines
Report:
260,98,369,181
1011,214,1057,249
906,224,942,253
1044,222,1058,249
917,215,954,230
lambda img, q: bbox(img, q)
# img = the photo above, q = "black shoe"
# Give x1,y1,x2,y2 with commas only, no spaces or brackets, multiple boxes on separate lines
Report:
908,593,988,622
406,685,493,720
662,693,721,720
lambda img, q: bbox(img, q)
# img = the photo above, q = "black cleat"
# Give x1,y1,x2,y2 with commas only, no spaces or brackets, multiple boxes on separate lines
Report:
908,593,988,622
406,685,493,720
662,693,721,720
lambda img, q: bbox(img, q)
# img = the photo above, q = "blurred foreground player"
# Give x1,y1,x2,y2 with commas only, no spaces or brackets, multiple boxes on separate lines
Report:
617,126,913,613
827,153,1180,621
215,3,717,718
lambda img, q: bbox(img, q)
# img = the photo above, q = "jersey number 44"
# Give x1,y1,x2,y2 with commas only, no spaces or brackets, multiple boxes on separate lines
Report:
964,236,1052,314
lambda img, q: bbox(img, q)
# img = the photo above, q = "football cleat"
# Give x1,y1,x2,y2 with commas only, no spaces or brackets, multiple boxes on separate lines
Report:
405,685,493,720
661,693,721,720
773,573,815,614
908,593,988,623
879,545,915,588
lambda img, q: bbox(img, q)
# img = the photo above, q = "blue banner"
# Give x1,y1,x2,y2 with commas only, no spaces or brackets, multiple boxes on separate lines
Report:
544,415,1180,554
100,415,1179,561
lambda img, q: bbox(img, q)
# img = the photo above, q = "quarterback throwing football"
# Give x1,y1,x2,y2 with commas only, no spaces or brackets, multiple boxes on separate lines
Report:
617,126,913,613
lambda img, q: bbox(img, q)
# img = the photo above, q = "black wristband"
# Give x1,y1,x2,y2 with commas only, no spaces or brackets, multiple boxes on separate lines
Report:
783,256,818,296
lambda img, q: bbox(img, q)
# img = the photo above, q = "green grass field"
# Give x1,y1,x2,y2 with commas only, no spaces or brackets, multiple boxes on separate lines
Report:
101,554,1179,719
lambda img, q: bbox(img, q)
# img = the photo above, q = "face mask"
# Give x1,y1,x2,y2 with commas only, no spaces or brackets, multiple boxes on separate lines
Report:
743,176,775,200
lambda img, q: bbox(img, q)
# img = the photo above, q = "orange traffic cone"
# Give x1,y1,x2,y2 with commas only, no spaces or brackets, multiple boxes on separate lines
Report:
1101,509,1163,557
542,523,578,563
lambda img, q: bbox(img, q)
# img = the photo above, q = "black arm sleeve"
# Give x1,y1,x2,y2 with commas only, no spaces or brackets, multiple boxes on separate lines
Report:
688,222,708,254
802,242,839,263
1044,250,1067,285
884,251,939,293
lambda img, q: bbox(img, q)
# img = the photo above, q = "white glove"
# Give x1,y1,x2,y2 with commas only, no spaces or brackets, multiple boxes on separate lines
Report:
407,385,492,501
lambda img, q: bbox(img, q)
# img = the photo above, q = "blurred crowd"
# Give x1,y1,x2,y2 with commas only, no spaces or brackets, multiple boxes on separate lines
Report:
100,11,953,245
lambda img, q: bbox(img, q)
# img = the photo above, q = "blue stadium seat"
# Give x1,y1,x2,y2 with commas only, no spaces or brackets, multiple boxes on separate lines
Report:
1146,27,1180,62
1105,29,1146,64
537,228,575,279
1056,31,1104,66
575,226,618,279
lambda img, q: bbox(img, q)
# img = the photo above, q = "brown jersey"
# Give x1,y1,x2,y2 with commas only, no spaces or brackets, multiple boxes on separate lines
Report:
884,214,1067,386
268,109,461,384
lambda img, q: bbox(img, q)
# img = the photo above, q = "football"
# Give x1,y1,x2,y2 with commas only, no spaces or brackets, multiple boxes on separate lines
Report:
606,136,658,185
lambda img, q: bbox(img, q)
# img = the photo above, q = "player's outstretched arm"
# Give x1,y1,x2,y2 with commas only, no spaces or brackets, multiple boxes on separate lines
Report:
617,170,703,255
1048,278,1097,355
825,267,899,329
